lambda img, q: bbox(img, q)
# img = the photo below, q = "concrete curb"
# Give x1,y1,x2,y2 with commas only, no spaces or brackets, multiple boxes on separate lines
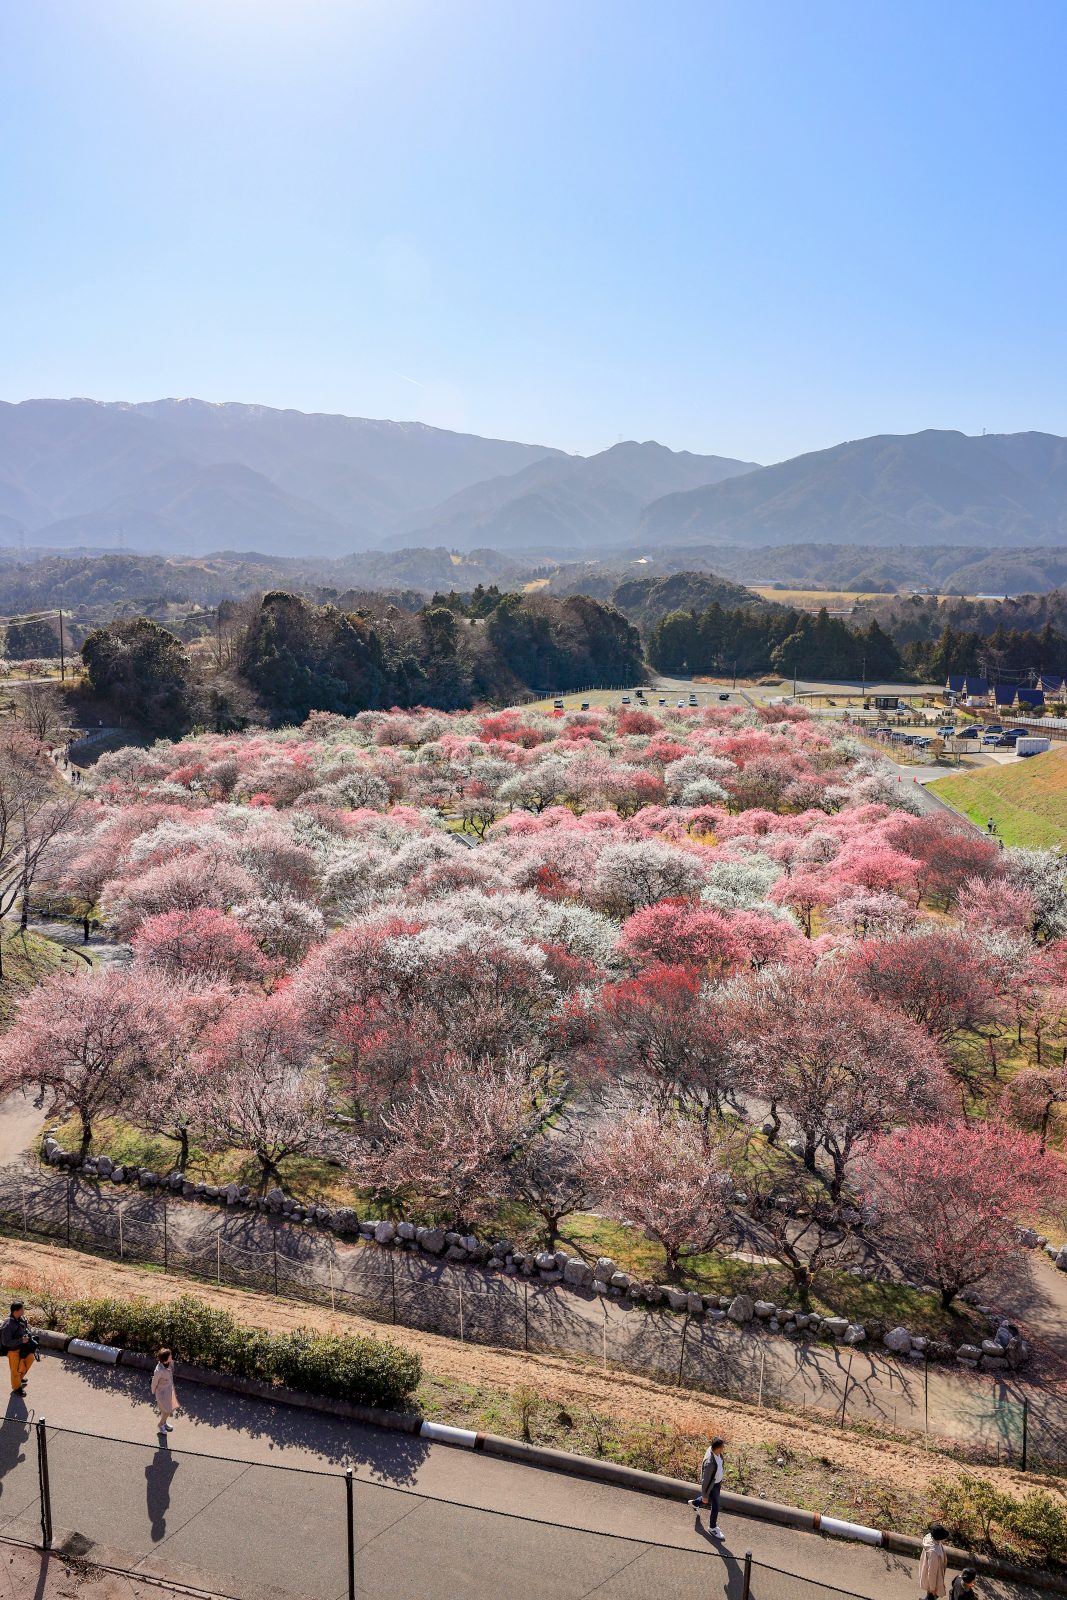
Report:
41,1332,1067,1592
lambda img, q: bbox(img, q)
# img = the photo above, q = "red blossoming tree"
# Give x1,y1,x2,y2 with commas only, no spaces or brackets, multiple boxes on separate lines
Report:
862,1121,1067,1307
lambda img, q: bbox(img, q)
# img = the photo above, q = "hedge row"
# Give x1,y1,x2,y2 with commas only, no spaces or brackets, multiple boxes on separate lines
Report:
61,1293,421,1411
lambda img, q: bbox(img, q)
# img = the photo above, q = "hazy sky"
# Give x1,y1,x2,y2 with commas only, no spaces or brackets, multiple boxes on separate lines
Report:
4,1,1066,462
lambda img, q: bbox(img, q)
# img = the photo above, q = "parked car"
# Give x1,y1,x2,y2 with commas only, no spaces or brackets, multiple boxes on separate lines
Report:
553,699,564,711
580,701,590,711
718,692,730,701
688,694,698,705
621,695,631,704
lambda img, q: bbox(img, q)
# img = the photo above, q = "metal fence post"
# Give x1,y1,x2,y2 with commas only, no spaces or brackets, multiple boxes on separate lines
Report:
216,1228,221,1285
741,1550,752,1600
344,1466,355,1600
65,1181,71,1246
162,1198,168,1271
1021,1398,1029,1472
272,1230,279,1296
21,1188,27,1236
838,1350,854,1428
757,1345,766,1409
458,1276,464,1342
118,1205,124,1261
35,1417,53,1550
675,1311,689,1386
389,1253,398,1325
523,1282,529,1352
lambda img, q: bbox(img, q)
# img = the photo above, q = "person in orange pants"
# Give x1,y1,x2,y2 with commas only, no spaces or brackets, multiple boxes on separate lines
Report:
0,1301,36,1393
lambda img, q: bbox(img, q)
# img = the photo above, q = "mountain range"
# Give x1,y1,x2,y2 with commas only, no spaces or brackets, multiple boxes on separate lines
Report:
4,400,1067,562
638,429,1067,550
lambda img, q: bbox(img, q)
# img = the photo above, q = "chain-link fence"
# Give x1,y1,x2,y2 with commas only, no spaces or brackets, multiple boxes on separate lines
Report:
2,1169,1065,1475
0,1415,880,1600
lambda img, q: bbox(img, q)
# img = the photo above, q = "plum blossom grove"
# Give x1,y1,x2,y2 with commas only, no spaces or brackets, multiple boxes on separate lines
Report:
5,699,1067,1316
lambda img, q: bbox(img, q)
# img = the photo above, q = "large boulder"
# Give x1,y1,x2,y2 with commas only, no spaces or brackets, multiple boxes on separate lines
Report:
374,1220,396,1246
753,1301,775,1319
822,1317,849,1340
332,1207,359,1234
593,1258,616,1284
396,1221,416,1242
419,1227,446,1256
844,1325,866,1345
265,1187,285,1213
96,1156,113,1177
563,1259,594,1288
665,1288,688,1312
727,1294,754,1324
956,1344,981,1362
535,1251,558,1273
883,1326,913,1355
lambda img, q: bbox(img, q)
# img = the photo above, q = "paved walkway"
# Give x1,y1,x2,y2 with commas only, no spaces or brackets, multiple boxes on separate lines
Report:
0,1352,1049,1600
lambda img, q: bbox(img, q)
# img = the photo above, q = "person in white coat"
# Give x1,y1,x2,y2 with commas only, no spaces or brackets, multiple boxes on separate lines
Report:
688,1436,726,1540
151,1347,180,1436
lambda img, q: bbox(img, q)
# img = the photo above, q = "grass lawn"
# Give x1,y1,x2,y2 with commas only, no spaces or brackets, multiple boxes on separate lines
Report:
0,928,81,1022
927,744,1067,847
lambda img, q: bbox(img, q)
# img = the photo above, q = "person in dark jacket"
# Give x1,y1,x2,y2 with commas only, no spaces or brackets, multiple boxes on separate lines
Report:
950,1570,978,1599
688,1436,726,1541
0,1301,36,1393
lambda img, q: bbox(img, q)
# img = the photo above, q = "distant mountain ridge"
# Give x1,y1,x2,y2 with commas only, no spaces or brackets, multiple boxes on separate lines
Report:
0,398,564,556
6,403,1067,563
387,439,759,552
639,429,1067,549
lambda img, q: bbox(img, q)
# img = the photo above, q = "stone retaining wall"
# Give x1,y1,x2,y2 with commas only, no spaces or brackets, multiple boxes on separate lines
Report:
40,1134,1032,1371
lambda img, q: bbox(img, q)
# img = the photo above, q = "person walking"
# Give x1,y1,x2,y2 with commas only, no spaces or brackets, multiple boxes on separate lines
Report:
151,1347,180,1436
949,1570,978,1599
0,1301,36,1393
919,1523,950,1599
688,1436,726,1541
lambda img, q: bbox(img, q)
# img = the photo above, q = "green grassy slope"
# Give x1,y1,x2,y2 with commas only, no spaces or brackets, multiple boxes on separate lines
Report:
928,744,1067,848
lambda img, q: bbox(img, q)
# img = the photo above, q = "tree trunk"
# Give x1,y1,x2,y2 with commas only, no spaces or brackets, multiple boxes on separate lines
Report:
803,1131,818,1172
83,914,91,943
79,1114,92,1161
176,1126,190,1173
764,1104,780,1145
940,1285,956,1311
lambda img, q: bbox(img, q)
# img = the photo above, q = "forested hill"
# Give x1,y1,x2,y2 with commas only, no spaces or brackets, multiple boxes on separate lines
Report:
78,589,645,735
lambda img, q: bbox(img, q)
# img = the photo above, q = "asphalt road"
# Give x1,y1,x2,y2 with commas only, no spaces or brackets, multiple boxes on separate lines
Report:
0,1352,1049,1600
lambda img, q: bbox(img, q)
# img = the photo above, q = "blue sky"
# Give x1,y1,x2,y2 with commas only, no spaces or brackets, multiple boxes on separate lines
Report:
3,1,1066,462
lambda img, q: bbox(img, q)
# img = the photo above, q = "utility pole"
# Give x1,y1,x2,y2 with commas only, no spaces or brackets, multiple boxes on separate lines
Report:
57,609,66,683
861,652,866,699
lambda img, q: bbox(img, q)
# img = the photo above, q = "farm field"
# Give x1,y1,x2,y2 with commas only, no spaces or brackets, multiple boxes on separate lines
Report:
751,586,897,608
928,744,1067,848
